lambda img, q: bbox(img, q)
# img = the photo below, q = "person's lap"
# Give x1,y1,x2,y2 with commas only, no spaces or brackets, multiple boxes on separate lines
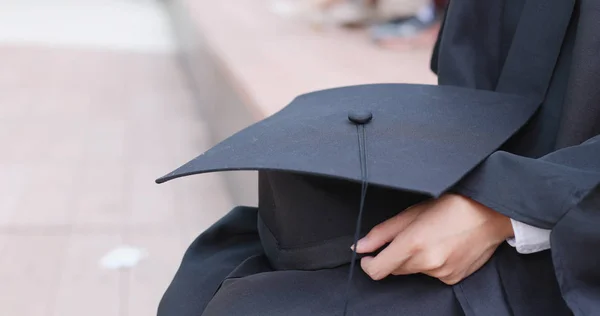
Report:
203,254,464,316
158,206,465,316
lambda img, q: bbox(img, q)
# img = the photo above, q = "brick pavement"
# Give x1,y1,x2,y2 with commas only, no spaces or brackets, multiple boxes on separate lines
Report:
0,4,233,314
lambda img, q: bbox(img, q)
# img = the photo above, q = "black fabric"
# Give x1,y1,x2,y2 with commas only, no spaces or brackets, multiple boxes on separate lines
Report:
433,0,600,315
157,84,539,197
551,185,600,315
436,0,506,90
157,207,263,316
500,5,576,158
156,0,600,315
494,0,574,101
495,244,571,316
455,137,600,228
451,246,513,316
158,207,467,316
555,0,600,148
202,251,465,316
257,171,427,270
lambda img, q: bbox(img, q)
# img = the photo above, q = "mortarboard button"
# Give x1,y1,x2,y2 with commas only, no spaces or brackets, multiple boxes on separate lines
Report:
348,110,373,125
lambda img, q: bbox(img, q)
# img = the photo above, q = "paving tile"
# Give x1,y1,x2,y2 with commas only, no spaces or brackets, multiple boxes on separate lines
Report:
72,162,129,228
0,119,87,165
0,234,69,316
170,174,235,245
27,90,93,121
0,164,31,226
83,119,128,164
0,90,36,120
9,165,78,226
128,87,199,122
125,231,187,316
125,117,211,167
52,233,123,316
128,164,179,230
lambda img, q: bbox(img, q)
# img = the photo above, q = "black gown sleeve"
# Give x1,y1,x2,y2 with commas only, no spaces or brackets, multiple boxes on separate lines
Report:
454,134,600,315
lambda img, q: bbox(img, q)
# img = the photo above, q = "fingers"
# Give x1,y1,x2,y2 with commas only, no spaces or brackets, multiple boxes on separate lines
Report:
392,250,447,276
420,247,497,285
353,219,402,254
357,194,504,285
354,206,421,254
360,235,413,280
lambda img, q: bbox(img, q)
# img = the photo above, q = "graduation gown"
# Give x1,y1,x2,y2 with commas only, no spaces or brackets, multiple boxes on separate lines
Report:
432,0,600,315
157,0,600,315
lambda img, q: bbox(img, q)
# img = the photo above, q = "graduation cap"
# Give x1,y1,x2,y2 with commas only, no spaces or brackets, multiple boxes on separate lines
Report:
157,84,537,190
156,83,538,314
156,83,538,267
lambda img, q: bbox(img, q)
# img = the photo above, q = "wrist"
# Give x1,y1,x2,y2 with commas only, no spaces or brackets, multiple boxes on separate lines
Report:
482,212,515,246
495,214,515,240
453,193,515,241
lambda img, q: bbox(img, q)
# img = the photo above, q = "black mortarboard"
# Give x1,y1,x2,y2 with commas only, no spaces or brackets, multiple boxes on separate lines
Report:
157,83,537,193
155,83,538,270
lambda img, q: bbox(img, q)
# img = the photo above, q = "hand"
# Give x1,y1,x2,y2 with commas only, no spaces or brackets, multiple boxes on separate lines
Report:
354,194,514,285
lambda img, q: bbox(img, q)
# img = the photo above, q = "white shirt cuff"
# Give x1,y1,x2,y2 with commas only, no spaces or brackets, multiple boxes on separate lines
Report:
506,219,551,254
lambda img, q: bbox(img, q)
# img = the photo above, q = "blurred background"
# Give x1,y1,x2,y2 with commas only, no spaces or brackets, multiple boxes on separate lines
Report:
0,0,443,315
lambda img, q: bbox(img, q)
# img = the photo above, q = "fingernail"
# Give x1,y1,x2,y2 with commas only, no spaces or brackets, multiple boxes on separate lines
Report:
360,257,375,274
355,237,369,252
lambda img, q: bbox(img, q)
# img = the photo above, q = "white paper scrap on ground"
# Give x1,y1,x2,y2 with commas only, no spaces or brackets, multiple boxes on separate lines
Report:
100,246,148,269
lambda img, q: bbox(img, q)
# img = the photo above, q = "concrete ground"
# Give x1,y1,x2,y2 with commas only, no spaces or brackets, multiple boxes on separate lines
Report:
0,1,233,315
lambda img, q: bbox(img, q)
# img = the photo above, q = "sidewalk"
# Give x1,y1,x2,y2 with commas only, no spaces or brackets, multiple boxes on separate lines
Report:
0,1,232,315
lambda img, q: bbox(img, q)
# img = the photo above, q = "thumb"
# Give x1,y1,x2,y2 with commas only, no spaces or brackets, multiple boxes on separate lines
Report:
354,206,420,253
